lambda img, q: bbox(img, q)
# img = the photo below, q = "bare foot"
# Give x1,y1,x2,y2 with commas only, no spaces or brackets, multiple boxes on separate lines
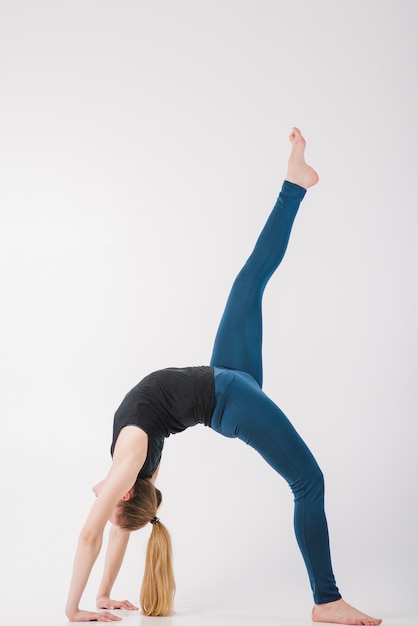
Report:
285,127,319,189
312,598,382,625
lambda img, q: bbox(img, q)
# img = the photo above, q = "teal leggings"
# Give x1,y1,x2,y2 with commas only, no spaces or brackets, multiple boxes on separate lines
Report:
210,181,341,604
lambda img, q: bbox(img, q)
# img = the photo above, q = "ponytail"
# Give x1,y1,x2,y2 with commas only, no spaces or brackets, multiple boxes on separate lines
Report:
118,478,176,616
140,520,175,616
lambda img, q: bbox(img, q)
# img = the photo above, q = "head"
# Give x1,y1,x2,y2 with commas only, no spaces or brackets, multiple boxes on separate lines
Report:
117,477,162,531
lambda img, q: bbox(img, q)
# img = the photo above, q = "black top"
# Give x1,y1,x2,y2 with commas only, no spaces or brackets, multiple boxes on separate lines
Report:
111,366,215,478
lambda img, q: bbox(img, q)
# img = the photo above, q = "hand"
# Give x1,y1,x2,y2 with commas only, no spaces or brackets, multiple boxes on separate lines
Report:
68,609,122,622
96,597,138,611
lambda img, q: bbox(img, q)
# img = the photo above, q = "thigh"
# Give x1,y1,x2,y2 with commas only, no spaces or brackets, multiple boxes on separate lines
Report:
210,270,263,385
213,370,319,485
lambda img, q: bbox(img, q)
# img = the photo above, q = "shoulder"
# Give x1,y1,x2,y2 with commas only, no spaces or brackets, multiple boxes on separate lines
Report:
112,425,148,464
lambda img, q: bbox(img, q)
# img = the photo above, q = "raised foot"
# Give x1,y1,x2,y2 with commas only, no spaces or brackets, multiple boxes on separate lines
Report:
312,598,382,625
286,127,319,190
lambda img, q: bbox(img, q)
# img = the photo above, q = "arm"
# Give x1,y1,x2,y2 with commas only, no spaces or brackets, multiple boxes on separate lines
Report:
65,426,148,622
96,525,137,611
95,460,162,613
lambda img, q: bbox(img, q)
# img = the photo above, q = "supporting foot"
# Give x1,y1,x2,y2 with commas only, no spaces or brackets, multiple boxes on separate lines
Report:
285,127,319,189
312,598,382,625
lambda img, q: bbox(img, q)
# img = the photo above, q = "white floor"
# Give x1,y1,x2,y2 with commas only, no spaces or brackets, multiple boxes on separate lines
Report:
10,612,418,626
8,597,417,626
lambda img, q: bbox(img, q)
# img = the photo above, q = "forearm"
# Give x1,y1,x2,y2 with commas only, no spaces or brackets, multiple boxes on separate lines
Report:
65,535,102,619
96,525,131,601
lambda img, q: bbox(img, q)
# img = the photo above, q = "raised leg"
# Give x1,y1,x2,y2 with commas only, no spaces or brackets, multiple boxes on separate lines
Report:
210,128,318,386
210,181,305,384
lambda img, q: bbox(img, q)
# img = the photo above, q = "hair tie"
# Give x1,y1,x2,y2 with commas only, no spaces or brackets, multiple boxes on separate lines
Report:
150,516,160,525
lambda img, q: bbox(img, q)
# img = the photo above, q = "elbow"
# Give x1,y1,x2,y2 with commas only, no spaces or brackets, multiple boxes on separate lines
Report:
79,529,102,549
109,523,130,539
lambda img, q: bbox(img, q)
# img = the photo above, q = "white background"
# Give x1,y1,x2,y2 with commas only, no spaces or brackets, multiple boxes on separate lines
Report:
1,1,417,625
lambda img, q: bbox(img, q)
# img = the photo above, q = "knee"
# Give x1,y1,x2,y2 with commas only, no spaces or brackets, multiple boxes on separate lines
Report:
290,462,325,502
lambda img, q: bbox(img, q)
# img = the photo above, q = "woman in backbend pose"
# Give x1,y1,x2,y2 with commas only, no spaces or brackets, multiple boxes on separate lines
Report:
65,129,381,625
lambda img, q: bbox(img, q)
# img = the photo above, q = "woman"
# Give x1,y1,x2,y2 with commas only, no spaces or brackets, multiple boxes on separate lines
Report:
65,129,382,625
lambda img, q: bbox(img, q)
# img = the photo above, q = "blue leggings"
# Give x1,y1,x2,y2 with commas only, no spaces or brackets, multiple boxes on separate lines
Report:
210,181,341,604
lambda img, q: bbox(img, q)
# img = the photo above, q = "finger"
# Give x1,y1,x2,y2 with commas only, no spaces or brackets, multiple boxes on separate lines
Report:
97,612,121,622
121,601,138,610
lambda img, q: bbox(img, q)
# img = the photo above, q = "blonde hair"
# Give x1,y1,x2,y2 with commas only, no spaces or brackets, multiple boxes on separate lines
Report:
118,478,175,616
